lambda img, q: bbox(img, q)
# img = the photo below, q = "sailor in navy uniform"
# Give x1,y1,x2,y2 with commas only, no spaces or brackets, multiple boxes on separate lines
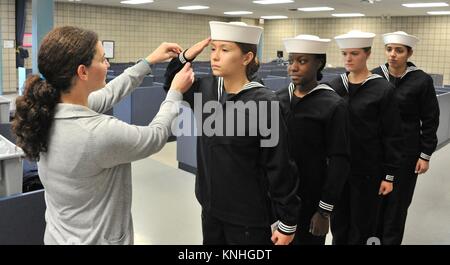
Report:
372,31,440,245
275,35,350,245
327,31,403,245
164,21,300,245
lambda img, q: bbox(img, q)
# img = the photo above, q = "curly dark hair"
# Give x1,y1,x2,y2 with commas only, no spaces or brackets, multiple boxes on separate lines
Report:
12,26,98,161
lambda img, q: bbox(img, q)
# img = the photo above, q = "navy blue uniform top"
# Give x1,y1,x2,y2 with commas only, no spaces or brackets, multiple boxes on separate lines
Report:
164,52,301,234
372,62,440,161
327,73,403,182
276,83,351,215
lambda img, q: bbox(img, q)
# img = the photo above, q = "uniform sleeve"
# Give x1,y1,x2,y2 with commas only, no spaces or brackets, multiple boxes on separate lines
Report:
88,60,151,113
380,85,404,182
91,90,182,168
260,100,301,235
319,100,351,214
164,50,201,109
274,89,290,119
418,75,440,161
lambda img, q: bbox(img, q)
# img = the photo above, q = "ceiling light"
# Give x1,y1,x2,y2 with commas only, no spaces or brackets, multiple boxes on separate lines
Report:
298,7,335,12
260,15,288,19
332,13,365,17
361,0,382,3
253,0,294,5
224,11,254,15
402,2,448,8
427,10,450,14
120,0,153,4
178,5,210,10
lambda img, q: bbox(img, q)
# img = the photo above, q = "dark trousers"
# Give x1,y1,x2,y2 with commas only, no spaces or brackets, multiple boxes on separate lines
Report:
201,210,273,245
378,156,418,245
330,175,383,245
294,227,326,245
293,202,326,245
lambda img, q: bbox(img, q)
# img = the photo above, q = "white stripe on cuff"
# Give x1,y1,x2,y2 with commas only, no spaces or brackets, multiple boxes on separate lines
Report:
277,222,297,233
179,52,187,64
420,153,431,161
319,201,334,212
385,175,394,182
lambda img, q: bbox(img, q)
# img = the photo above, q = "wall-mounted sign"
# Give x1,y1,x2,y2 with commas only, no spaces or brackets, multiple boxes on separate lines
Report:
23,33,32,47
102,40,115,59
3,40,15,49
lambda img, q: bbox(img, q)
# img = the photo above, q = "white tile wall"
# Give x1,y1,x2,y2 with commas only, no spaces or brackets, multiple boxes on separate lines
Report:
3,1,229,93
263,16,450,84
1,0,17,93
4,2,450,92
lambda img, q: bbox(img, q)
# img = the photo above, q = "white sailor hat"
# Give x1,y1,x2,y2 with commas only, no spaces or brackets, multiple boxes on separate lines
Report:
383,31,419,48
209,21,263,45
283,34,330,54
334,30,376,49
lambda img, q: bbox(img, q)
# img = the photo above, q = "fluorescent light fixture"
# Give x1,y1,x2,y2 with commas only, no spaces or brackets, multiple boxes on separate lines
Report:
402,2,448,8
260,15,288,19
332,13,365,17
427,10,450,14
224,11,254,15
253,0,294,5
178,5,210,10
120,0,153,4
298,7,335,12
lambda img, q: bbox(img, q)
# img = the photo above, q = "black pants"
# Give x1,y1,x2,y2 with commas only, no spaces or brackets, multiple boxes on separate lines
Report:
378,156,418,245
201,211,273,245
294,227,326,245
330,175,383,245
293,201,326,245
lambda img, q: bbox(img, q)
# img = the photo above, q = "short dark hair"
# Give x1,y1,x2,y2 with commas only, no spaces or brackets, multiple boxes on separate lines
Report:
234,42,260,80
315,54,327,81
385,44,413,53
362,47,372,53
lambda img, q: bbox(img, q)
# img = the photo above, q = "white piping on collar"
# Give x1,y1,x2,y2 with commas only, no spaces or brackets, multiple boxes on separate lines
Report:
340,73,384,93
340,73,349,93
381,64,420,82
288,83,335,102
381,64,390,81
217,77,224,101
402,65,419,79
217,77,264,101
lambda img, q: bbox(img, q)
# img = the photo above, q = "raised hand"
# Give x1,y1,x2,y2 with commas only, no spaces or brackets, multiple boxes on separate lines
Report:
170,63,194,94
147,42,183,64
184,37,212,61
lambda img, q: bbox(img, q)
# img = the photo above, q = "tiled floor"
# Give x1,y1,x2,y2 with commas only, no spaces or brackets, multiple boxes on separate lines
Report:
131,149,202,245
3,92,449,244
132,141,450,245
402,142,450,244
132,142,332,245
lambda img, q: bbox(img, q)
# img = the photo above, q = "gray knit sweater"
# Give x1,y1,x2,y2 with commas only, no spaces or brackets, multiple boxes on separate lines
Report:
38,61,181,244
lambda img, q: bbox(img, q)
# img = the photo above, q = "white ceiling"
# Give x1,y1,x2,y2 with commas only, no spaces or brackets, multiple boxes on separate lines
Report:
57,0,450,19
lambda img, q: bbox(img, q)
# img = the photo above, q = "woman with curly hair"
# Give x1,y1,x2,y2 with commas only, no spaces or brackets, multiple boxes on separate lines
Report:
12,26,194,245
